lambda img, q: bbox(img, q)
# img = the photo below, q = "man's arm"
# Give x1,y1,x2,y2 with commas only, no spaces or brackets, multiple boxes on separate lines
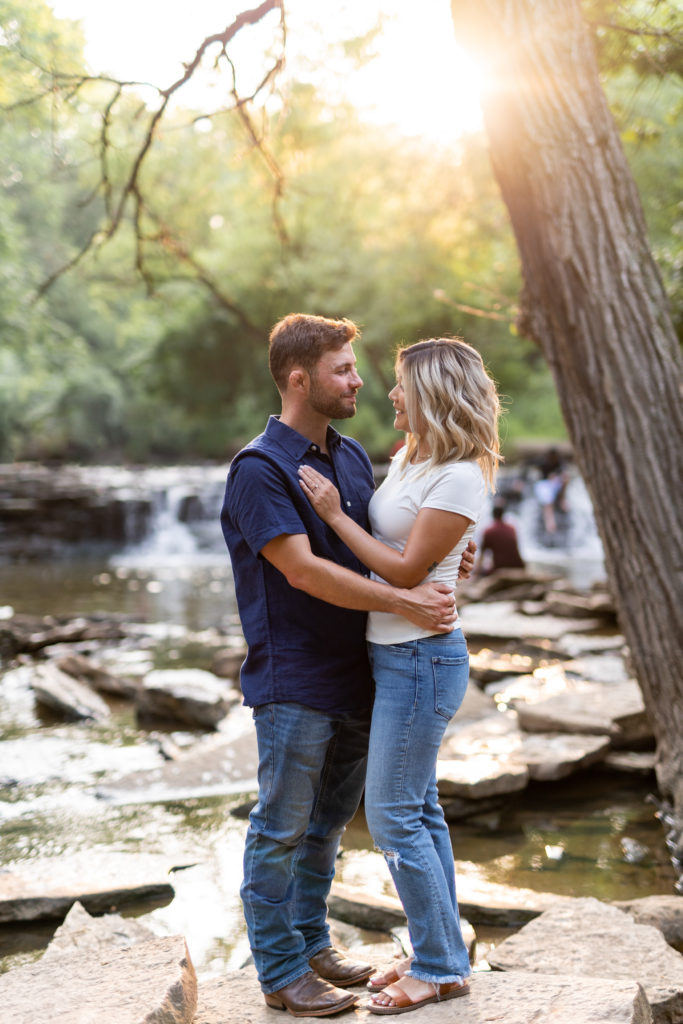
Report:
459,539,476,579
261,533,456,633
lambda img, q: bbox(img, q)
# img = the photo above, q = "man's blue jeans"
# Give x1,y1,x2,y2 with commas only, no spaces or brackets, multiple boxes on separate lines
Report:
366,629,472,985
241,701,371,994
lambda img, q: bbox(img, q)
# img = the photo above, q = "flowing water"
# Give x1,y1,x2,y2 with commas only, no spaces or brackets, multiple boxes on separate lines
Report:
0,465,675,979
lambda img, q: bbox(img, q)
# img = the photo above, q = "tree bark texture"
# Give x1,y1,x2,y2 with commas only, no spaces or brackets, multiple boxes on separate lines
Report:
450,0,683,808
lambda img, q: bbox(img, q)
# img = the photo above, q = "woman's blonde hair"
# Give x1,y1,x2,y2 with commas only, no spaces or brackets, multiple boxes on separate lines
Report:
397,337,501,491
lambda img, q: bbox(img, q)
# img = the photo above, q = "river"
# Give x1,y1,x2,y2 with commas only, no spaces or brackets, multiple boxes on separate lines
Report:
0,464,675,979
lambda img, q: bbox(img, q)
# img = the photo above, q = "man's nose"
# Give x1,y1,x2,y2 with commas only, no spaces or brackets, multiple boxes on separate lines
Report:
351,370,363,389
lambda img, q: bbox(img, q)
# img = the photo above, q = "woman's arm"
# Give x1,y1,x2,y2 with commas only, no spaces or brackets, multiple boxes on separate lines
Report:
298,464,471,588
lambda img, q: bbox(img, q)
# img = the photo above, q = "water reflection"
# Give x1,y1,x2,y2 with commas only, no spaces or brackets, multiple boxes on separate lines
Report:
0,559,239,633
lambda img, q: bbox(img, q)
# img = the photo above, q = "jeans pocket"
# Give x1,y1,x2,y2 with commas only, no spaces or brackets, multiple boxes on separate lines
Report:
431,653,469,720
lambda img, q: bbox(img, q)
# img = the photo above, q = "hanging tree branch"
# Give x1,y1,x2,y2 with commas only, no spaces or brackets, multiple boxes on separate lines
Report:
8,0,287,301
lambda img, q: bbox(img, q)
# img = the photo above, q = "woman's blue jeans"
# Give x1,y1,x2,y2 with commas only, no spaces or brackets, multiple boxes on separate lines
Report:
366,629,471,985
241,701,371,994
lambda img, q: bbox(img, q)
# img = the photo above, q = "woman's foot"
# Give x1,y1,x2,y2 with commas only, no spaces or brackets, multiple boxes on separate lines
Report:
368,976,470,1015
366,957,413,993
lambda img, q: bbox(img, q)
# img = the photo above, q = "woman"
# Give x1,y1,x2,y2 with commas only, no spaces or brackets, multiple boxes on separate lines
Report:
298,337,500,1016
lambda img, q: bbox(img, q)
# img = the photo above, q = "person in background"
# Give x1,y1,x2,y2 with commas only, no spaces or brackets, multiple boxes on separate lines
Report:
476,500,525,575
534,446,570,537
299,336,500,1016
221,314,475,1018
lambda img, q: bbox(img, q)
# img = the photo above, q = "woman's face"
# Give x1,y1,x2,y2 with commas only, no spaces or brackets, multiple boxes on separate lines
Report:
388,369,410,433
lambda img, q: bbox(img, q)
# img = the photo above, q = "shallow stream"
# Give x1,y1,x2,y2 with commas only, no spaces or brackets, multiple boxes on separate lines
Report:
0,467,676,979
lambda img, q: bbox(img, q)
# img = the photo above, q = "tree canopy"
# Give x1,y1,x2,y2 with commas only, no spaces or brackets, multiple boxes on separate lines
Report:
0,0,680,461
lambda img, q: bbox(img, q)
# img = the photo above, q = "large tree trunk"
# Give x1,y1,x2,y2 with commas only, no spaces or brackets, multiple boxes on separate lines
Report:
450,1,683,820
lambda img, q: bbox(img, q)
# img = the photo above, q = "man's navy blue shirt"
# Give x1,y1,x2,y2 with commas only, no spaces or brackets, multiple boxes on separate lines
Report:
221,416,376,713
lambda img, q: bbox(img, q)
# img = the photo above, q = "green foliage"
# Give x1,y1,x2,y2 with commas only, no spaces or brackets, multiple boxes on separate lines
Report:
0,0,678,462
584,0,683,77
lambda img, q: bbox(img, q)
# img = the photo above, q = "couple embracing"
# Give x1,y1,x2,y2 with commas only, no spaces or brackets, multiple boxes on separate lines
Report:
221,313,500,1017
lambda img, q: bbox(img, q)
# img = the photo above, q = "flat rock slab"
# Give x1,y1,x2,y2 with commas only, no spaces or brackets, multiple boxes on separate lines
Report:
327,883,476,962
459,600,606,639
483,661,581,706
468,648,537,684
97,704,258,803
514,680,652,746
331,877,572,929
194,965,651,1024
489,897,683,1023
542,590,617,619
514,730,611,779
441,711,610,782
0,934,196,1024
328,882,408,931
30,662,111,721
0,851,174,923
437,753,529,799
603,750,657,775
551,633,627,657
562,653,633,684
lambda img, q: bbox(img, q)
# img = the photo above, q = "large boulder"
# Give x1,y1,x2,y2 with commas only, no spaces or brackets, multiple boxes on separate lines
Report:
488,897,683,1023
41,900,157,961
0,934,196,1024
135,668,237,729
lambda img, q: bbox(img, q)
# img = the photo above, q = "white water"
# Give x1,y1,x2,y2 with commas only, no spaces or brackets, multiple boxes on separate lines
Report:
105,463,605,587
107,466,228,569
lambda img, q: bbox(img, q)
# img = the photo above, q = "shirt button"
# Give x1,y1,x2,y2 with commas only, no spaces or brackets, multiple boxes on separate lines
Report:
346,501,351,507
310,445,318,452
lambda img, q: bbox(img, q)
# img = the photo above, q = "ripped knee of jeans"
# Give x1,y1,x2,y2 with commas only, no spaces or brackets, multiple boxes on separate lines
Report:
375,844,401,869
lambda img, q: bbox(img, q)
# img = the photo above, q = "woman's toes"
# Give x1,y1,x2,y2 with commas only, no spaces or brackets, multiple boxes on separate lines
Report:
370,983,403,1007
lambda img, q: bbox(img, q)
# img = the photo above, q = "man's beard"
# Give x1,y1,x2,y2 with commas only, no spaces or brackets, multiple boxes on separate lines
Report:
309,378,357,420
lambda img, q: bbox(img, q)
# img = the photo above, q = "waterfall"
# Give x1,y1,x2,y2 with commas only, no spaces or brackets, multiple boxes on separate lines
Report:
109,466,228,569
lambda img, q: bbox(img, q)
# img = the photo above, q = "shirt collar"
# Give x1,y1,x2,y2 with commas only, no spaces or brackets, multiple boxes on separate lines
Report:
265,415,344,459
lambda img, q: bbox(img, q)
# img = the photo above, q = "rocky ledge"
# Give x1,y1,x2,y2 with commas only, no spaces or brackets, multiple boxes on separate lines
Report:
3,892,683,1023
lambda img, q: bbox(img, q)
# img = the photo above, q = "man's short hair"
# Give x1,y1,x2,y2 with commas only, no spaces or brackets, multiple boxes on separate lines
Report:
268,314,359,392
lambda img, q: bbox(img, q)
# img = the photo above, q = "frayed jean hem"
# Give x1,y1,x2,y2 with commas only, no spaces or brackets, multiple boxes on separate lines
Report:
407,969,471,985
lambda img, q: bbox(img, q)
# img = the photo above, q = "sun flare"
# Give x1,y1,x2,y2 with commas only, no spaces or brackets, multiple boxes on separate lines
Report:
49,0,485,143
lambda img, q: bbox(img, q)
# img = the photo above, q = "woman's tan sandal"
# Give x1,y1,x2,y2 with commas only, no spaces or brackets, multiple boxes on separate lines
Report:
366,958,413,993
368,979,470,1015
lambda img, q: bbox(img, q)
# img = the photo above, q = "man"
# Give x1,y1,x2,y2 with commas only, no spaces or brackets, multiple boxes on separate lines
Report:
221,314,473,1016
477,501,526,575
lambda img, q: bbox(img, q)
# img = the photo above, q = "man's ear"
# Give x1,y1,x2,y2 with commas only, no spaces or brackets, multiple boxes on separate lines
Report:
288,367,308,392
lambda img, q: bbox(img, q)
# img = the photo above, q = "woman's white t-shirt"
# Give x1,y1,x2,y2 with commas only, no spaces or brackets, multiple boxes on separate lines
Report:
366,455,485,645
